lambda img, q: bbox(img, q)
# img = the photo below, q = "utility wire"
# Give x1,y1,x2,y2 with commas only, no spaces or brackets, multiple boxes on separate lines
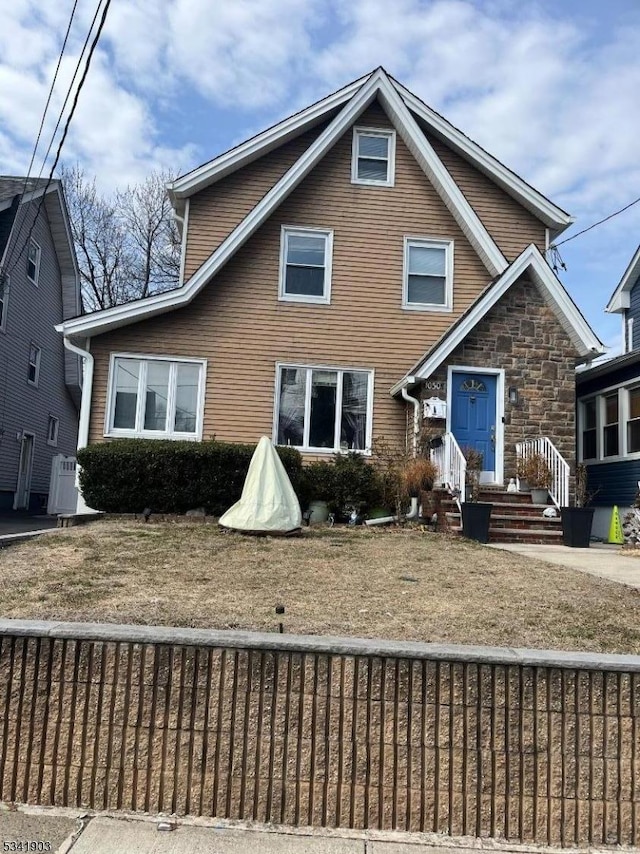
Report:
4,0,112,278
550,195,640,250
1,0,83,274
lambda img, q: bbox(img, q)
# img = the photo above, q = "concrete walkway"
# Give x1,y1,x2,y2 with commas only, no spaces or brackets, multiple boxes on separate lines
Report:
489,541,640,588
0,807,576,854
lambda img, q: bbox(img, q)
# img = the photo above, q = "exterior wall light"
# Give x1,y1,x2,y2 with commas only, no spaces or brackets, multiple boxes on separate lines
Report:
508,386,518,405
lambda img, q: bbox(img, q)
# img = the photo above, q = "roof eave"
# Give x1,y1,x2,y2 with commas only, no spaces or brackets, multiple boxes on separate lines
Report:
605,245,640,314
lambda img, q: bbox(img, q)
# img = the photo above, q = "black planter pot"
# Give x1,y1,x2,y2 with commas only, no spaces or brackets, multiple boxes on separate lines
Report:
461,502,492,543
560,506,595,548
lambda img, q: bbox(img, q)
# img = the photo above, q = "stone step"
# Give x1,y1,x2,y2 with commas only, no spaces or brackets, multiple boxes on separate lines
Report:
448,524,564,544
446,512,561,531
441,500,554,516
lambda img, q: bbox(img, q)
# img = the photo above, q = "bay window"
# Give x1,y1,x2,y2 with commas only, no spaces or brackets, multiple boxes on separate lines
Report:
107,355,205,439
603,393,619,457
275,364,373,453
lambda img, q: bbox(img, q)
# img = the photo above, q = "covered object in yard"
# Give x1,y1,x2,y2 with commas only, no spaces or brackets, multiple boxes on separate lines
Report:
219,436,302,533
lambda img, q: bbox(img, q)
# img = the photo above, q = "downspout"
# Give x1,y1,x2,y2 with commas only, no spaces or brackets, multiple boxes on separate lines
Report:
63,336,95,513
401,377,421,458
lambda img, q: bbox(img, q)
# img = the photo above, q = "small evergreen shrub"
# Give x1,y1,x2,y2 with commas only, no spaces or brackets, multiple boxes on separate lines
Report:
299,452,384,516
77,439,303,516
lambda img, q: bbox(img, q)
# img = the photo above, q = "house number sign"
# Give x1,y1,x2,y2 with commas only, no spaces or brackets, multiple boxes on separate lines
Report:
424,381,446,391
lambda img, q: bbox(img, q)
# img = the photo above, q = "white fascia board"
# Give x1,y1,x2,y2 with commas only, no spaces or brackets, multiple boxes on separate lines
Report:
394,81,574,235
168,75,369,201
606,244,640,313
376,78,507,278
389,244,604,396
58,72,388,339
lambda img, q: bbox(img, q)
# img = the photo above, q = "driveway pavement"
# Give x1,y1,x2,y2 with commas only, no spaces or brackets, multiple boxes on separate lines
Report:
0,512,58,538
488,541,640,588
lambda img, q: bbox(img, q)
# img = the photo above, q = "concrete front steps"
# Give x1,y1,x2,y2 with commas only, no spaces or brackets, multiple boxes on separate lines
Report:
440,487,564,544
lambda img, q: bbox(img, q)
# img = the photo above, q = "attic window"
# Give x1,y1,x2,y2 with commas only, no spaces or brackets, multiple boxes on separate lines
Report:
351,128,395,186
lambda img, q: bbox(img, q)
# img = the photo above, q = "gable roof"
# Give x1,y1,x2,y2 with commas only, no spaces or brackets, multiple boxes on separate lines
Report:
605,244,640,314
0,178,81,320
390,244,605,395
168,68,573,239
59,68,514,339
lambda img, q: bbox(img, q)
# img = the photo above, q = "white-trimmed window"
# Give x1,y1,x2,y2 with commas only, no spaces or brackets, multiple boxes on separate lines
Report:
106,355,206,440
351,127,395,186
27,239,41,285
627,387,640,453
47,416,59,446
27,344,41,386
279,227,332,304
580,398,597,461
0,273,8,332
603,392,619,457
403,238,453,310
275,364,373,453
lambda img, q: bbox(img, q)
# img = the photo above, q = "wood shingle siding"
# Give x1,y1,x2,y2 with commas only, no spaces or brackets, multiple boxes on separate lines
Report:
88,102,548,452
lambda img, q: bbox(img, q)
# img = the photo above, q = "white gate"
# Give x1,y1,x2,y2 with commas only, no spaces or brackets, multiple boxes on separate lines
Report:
47,455,78,515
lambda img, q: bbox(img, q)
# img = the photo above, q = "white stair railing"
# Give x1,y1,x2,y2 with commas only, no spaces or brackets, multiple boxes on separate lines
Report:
431,432,467,506
515,437,569,509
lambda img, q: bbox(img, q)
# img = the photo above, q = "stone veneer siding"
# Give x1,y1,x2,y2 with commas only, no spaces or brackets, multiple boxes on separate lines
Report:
423,276,580,487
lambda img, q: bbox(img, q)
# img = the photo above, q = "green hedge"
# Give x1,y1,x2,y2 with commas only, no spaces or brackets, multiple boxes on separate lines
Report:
77,439,303,516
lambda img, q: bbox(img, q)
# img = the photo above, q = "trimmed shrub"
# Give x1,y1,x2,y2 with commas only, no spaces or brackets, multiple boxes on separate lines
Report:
299,452,384,516
77,439,303,516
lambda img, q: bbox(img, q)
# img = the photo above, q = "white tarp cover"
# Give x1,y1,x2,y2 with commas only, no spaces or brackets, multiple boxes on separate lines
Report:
219,436,302,533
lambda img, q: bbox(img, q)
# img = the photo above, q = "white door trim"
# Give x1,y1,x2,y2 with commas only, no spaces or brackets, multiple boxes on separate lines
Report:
446,365,505,486
14,431,36,510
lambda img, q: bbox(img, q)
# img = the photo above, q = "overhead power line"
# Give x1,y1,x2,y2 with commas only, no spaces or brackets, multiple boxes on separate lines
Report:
3,0,113,278
550,195,640,250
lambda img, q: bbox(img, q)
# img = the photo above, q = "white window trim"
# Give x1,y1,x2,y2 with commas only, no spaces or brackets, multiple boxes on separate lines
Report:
27,238,41,286
402,237,454,312
47,415,59,447
351,127,396,187
27,344,41,387
278,226,333,305
104,352,207,441
577,383,640,464
627,316,634,353
0,273,8,332
272,362,374,455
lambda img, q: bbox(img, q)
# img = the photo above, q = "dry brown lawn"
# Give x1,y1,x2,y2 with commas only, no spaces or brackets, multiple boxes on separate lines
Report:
2,519,640,653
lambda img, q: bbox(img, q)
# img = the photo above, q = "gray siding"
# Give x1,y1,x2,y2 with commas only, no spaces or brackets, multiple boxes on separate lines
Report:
0,201,78,506
586,460,640,507
629,278,640,350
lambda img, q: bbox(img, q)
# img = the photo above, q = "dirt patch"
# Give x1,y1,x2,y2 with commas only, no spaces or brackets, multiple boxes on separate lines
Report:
2,519,640,652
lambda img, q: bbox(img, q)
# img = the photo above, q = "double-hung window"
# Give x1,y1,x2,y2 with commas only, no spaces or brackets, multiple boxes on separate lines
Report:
352,128,395,186
275,364,373,453
27,239,41,285
279,227,332,304
403,238,453,310
603,392,619,457
627,388,640,453
27,344,41,386
107,355,205,439
581,398,597,460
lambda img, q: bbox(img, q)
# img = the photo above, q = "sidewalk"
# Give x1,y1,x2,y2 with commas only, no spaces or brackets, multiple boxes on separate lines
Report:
0,806,583,854
488,541,640,589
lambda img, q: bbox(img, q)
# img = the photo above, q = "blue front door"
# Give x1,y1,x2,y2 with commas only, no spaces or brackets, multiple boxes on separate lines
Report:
451,371,497,478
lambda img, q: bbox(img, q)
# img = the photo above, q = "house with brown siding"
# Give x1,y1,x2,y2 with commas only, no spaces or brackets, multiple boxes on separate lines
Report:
56,68,604,510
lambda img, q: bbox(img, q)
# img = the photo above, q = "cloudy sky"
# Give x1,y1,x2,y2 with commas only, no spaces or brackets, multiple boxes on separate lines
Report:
1,0,639,350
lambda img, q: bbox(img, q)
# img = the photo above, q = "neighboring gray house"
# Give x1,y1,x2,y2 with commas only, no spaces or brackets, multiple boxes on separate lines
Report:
576,243,640,537
0,177,81,511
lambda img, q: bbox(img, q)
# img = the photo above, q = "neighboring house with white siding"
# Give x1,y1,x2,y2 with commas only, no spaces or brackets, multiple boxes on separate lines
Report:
0,177,81,511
